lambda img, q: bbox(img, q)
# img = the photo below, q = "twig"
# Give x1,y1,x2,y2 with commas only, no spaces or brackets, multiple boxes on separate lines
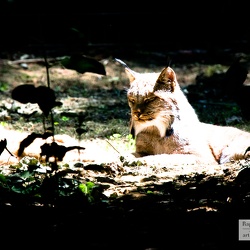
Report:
105,139,120,154
8,57,64,65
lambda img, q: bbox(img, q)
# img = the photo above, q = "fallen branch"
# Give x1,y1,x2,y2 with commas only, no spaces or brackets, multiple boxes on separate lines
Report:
8,57,64,65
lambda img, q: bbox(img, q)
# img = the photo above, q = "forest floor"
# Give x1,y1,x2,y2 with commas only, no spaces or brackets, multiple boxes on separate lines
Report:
1,46,250,249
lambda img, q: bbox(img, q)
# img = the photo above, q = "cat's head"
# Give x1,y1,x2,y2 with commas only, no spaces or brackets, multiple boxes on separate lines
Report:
125,66,178,124
126,66,177,93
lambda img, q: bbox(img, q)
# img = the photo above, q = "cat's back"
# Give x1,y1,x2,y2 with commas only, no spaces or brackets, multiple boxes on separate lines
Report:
201,122,250,163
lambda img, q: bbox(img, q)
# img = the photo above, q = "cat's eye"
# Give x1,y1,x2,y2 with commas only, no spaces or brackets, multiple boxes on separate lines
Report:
129,98,135,104
144,97,155,103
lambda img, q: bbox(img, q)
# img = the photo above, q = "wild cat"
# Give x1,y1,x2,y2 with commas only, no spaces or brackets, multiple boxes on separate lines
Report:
116,59,250,165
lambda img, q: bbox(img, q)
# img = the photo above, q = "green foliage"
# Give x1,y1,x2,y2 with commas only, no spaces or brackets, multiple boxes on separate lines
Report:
125,133,136,151
203,64,227,77
0,121,7,127
0,157,105,207
0,82,8,92
0,52,118,208
79,181,96,202
61,115,69,122
108,133,135,153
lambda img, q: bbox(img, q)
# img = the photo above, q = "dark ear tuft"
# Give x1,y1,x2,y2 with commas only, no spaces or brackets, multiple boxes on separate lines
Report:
115,58,138,83
154,67,177,92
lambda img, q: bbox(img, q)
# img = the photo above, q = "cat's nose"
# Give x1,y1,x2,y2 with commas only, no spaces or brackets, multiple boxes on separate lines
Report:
134,110,141,118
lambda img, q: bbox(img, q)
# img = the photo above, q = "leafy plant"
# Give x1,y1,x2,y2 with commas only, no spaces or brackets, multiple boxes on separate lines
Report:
60,55,106,75
125,133,136,151
6,53,107,165
107,133,135,154
203,64,227,77
0,157,106,207
0,81,8,92
79,181,96,202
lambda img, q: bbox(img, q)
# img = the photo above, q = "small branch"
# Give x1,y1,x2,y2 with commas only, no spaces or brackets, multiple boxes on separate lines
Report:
8,57,64,65
44,53,50,88
105,139,120,154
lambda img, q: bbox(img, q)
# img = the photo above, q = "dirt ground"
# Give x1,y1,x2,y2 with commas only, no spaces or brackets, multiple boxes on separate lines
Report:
1,47,250,249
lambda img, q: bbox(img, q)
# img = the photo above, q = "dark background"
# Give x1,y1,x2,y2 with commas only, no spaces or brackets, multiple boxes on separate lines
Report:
1,0,249,58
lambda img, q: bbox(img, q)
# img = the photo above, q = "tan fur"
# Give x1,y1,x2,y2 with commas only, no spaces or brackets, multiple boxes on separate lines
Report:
125,65,250,165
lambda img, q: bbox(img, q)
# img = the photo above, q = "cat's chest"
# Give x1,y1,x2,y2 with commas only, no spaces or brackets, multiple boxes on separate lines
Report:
133,118,168,138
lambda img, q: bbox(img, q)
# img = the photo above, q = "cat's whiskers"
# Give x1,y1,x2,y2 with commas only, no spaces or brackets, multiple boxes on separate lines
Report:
133,114,169,138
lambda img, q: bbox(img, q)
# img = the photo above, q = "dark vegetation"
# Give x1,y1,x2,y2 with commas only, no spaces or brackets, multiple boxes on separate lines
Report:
1,3,250,249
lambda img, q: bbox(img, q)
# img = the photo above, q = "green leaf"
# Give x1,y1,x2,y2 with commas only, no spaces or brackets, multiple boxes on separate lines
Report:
19,170,33,179
61,116,69,121
86,181,95,191
79,182,95,195
0,174,7,183
79,183,88,194
61,55,106,75
111,133,121,139
11,186,23,193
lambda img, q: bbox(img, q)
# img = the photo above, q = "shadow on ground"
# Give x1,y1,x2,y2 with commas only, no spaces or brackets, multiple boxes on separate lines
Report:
1,163,250,249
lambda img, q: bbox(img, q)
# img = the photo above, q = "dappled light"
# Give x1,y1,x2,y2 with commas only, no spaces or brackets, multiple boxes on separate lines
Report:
1,42,250,249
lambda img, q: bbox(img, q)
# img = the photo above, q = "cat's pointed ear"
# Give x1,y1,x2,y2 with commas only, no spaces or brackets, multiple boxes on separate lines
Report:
125,68,138,83
154,67,177,92
115,58,137,83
